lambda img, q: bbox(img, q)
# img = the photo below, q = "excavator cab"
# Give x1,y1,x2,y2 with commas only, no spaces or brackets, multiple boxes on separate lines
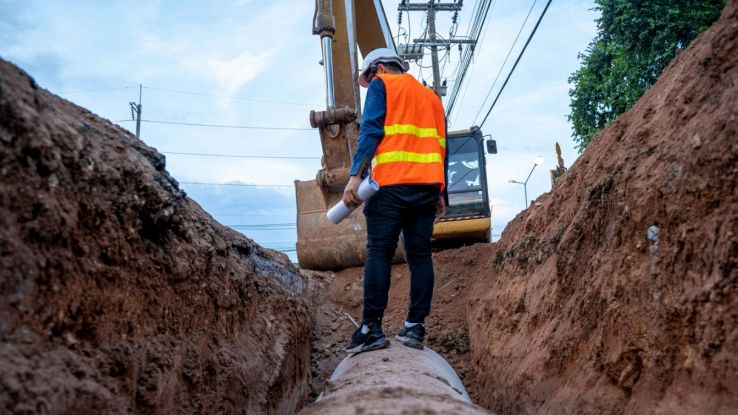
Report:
433,127,495,246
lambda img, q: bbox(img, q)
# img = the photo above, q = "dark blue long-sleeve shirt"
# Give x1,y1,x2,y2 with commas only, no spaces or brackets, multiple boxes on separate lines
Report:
349,78,386,178
349,77,449,203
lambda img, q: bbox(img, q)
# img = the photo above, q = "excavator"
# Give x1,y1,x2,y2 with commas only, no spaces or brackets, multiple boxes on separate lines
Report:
295,0,497,270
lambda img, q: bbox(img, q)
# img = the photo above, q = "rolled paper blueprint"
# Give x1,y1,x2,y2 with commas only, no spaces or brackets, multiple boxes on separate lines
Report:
326,177,380,224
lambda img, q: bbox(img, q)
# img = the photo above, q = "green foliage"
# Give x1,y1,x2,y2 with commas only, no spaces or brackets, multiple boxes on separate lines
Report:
568,0,725,151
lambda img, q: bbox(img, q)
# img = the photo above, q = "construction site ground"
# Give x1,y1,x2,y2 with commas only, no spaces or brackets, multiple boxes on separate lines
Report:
1,1,737,414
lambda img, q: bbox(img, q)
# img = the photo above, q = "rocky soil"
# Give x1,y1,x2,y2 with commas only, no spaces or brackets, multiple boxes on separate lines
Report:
0,59,312,414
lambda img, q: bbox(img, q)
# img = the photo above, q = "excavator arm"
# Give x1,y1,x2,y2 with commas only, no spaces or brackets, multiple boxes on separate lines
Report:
295,0,398,270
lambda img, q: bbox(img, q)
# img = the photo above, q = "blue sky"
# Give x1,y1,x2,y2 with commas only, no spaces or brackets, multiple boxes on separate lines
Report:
0,0,598,262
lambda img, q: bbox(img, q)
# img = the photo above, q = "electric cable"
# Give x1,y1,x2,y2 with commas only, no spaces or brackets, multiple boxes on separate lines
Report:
179,182,293,188
451,0,497,125
116,119,312,131
444,0,496,119
478,0,553,128
162,151,320,160
59,86,135,94
472,0,538,124
211,214,294,217
143,86,318,106
227,223,295,228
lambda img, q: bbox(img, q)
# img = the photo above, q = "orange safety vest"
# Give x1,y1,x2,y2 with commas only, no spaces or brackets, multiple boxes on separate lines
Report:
371,73,446,191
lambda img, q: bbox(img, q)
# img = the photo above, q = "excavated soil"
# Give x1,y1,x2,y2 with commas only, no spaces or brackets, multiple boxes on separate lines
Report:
463,2,738,413
0,60,313,414
313,1,737,414
2,0,737,414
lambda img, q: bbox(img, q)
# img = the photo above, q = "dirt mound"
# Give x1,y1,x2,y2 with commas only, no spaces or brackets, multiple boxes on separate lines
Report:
0,60,312,414
464,1,737,413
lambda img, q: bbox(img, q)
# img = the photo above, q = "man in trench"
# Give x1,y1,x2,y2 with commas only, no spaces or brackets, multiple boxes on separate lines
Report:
342,48,448,353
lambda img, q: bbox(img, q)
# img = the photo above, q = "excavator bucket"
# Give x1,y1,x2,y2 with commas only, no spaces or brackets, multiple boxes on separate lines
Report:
296,0,403,270
295,179,368,270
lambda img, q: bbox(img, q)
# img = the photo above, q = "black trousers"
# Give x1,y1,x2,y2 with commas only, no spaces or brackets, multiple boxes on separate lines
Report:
362,184,439,324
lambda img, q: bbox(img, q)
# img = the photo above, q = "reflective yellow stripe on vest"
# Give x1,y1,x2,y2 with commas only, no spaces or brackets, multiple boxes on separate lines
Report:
384,124,446,149
371,151,443,168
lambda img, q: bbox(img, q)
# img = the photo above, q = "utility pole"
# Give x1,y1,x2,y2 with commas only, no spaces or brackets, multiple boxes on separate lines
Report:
427,2,441,98
397,1,470,98
129,84,142,138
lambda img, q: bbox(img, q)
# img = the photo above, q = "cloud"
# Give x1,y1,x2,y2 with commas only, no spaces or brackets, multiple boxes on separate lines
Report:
199,49,277,97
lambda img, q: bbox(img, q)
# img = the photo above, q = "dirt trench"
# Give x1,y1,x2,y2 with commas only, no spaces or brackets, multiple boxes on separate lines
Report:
305,1,738,413
1,0,737,413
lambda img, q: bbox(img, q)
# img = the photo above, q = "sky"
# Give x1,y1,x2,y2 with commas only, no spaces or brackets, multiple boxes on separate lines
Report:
0,0,599,262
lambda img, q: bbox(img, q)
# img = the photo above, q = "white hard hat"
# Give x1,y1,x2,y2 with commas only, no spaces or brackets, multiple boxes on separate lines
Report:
357,47,405,88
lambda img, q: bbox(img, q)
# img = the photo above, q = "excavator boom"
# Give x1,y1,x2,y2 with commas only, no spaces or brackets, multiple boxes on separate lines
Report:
295,0,398,270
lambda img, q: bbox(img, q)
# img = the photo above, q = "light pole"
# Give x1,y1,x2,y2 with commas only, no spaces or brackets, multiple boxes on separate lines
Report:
510,156,544,208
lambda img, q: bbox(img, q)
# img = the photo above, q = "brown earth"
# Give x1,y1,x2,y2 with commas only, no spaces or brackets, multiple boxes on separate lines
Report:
0,60,313,414
2,0,737,414
310,1,738,414
464,1,738,413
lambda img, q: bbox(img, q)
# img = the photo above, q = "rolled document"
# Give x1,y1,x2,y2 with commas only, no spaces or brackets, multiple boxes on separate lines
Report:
326,177,379,224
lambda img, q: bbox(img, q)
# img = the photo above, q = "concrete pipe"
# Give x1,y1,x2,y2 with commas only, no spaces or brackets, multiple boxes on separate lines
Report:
300,340,491,415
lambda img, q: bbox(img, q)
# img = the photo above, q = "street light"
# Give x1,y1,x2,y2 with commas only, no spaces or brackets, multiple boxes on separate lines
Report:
509,156,544,208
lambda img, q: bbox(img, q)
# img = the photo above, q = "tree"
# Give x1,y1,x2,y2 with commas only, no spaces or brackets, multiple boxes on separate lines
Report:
568,0,725,151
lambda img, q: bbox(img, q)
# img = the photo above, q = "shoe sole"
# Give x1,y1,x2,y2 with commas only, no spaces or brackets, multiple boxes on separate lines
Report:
396,335,424,350
362,337,390,352
347,337,390,354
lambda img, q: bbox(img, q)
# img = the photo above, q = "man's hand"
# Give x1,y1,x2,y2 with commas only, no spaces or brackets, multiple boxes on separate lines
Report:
342,176,363,209
435,195,446,223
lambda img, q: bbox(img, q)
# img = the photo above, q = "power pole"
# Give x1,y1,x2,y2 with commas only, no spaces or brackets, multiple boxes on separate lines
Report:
427,3,442,97
129,84,142,138
397,1,471,98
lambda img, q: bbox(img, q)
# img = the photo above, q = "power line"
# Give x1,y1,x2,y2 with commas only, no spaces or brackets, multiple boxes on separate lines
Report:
259,241,297,244
228,224,295,229
229,226,296,230
473,0,538,124
179,182,293,188
452,1,495,126
58,84,318,107
143,86,319,106
162,151,320,160
117,119,312,131
445,0,496,118
210,213,295,217
478,0,553,128
226,223,295,227
59,86,135,94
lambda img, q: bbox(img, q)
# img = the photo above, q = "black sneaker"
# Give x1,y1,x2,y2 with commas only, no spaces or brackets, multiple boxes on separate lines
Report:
396,324,425,350
345,322,390,353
